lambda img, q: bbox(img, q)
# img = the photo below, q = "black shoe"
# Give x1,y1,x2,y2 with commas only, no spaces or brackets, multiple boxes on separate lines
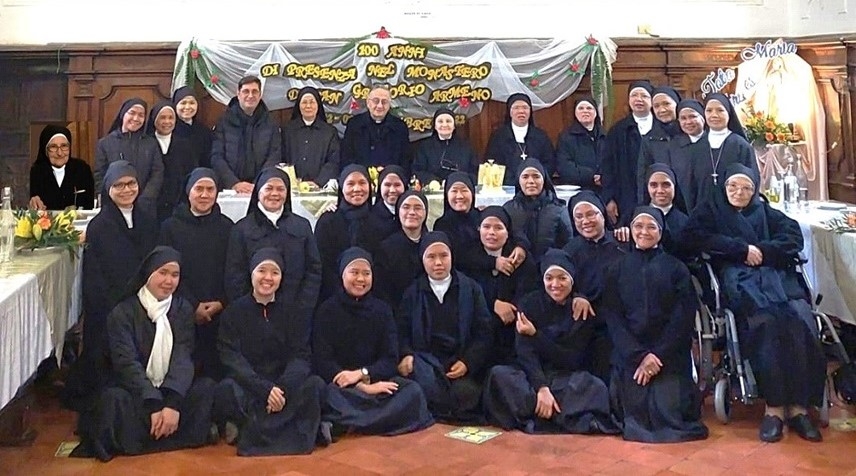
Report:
759,415,784,443
787,414,823,442
317,421,333,447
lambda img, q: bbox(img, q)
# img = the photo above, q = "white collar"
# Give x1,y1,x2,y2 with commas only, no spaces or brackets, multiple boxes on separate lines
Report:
708,129,731,149
257,201,283,226
511,123,528,143
52,165,66,187
383,201,395,214
119,206,134,228
633,114,653,135
428,274,453,304
651,202,673,215
689,132,704,143
155,132,171,154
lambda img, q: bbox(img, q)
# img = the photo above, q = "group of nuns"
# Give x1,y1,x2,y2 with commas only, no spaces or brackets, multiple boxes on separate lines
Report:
62,79,828,461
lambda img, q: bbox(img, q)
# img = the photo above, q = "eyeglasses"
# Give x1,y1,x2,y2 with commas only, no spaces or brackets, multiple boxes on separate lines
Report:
47,144,70,153
368,98,390,106
573,210,601,221
111,180,139,191
725,183,754,194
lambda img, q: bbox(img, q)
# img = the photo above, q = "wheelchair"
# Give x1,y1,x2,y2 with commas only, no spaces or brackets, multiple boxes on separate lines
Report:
689,253,851,426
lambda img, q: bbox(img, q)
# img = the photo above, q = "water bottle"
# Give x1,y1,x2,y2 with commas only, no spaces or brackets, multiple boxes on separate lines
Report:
0,187,15,263
794,154,810,212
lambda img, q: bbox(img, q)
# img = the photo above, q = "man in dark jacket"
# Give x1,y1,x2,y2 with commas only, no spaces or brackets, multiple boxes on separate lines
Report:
341,85,410,175
211,76,282,193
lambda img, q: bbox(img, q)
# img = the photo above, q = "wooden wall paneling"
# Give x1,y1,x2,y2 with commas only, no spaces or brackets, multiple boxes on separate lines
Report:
840,40,856,202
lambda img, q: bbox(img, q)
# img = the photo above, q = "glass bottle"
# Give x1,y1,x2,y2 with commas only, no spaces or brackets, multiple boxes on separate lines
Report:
0,187,15,263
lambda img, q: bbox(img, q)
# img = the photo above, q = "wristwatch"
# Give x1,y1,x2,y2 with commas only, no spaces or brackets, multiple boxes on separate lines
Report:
360,367,370,383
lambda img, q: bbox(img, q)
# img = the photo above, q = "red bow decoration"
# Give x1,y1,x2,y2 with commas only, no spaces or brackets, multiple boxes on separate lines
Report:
458,97,471,108
376,27,390,39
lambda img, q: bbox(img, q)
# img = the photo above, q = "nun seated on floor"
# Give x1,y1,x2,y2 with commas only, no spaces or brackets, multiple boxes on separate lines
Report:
602,207,708,443
73,246,217,462
313,247,434,437
396,231,494,424
484,249,620,435
214,248,328,456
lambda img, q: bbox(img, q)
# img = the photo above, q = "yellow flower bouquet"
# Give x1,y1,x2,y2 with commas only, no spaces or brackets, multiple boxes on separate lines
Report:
14,209,82,252
743,107,792,145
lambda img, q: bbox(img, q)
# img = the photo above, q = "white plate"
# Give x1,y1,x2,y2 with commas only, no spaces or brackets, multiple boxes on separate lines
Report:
816,202,848,211
555,185,581,192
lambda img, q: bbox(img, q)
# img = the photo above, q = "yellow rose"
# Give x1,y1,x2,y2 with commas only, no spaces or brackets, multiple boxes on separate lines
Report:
33,224,43,241
15,218,33,238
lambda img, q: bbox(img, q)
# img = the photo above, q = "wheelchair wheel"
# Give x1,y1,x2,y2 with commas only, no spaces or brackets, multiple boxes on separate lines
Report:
714,377,731,424
819,382,830,428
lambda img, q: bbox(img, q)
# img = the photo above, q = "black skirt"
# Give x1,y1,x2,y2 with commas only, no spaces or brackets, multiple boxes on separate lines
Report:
72,378,216,461
409,352,485,424
484,365,619,434
213,376,325,456
323,377,434,436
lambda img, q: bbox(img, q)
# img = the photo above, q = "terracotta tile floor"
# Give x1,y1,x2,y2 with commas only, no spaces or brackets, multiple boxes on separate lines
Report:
2,387,856,476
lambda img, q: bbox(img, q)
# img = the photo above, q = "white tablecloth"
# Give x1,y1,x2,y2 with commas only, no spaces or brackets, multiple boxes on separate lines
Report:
217,189,579,230
778,202,856,325
0,273,53,410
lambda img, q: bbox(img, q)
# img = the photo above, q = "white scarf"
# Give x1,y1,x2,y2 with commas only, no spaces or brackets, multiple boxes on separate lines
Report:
119,206,134,228
257,201,283,227
137,286,174,388
52,165,66,188
633,114,653,136
428,274,453,304
155,132,171,155
511,123,528,143
689,132,704,143
708,129,731,149
651,202,673,216
383,201,395,214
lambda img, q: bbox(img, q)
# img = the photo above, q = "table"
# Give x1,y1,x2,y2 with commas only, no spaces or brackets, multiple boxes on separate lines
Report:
0,248,79,410
218,189,580,230
778,201,856,326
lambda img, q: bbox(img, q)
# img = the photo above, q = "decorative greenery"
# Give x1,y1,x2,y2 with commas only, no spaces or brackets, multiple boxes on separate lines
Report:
743,106,792,145
590,41,614,120
14,209,81,253
822,212,856,234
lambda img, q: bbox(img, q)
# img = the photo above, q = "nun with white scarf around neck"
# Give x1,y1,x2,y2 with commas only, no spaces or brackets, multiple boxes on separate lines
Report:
687,92,757,209
374,189,430,308
484,248,620,435
223,166,321,346
73,246,217,462
601,80,653,227
412,108,478,185
29,124,95,210
67,160,159,411
636,86,683,204
315,164,386,300
159,167,234,380
682,164,825,442
502,159,573,266
601,207,709,443
146,100,197,222
396,231,494,424
312,247,434,436
94,98,163,212
281,86,341,186
172,86,214,168
665,98,707,208
214,247,328,456
555,96,607,191
484,93,556,185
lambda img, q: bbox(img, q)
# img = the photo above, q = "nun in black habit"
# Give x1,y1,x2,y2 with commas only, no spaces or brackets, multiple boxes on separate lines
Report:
159,168,233,379
484,249,620,434
601,80,653,226
689,93,757,209
214,248,328,456
461,206,539,366
396,232,494,424
641,163,691,259
223,166,321,348
374,189,430,308
561,191,625,383
94,98,164,212
502,159,572,265
555,96,606,191
315,164,385,299
73,246,216,462
65,160,158,410
313,247,434,436
370,165,409,240
28,124,95,210
636,86,683,204
484,93,556,185
172,86,214,168
667,99,707,210
412,108,478,184
602,207,708,443
281,86,341,186
146,100,197,222
683,164,825,442
434,172,488,272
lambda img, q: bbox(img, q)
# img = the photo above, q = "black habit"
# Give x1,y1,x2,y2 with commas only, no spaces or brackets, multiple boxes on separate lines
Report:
281,87,341,185
172,86,214,168
484,94,555,185
412,109,478,184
